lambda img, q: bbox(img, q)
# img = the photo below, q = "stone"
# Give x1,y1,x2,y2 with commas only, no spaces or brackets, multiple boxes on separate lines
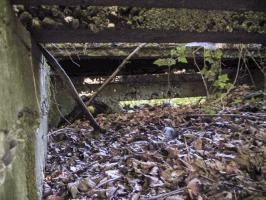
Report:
162,127,177,139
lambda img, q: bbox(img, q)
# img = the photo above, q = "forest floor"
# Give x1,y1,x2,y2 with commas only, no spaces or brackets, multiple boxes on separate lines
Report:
44,86,266,200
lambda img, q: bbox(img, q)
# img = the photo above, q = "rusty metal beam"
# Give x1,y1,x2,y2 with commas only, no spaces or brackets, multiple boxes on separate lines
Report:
33,30,266,44
12,0,266,11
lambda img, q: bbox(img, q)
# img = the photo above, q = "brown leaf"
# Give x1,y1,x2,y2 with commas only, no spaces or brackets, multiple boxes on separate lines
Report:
161,168,184,185
68,182,79,198
78,179,91,192
225,161,240,174
165,194,185,200
192,138,203,150
145,175,165,188
46,195,64,200
187,178,201,199
212,191,233,200
165,144,179,158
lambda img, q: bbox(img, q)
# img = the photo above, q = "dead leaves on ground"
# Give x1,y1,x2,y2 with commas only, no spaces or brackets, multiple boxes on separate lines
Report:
45,102,266,199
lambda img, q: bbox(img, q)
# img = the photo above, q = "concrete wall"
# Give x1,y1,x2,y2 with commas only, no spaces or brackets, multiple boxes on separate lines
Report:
49,76,76,127
77,74,206,110
0,0,50,199
49,73,206,127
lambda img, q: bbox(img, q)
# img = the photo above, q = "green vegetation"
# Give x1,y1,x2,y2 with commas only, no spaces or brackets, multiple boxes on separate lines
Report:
119,96,205,108
15,5,266,33
154,45,233,97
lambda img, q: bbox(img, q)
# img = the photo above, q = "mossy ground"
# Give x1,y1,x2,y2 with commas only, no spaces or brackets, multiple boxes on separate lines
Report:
120,96,205,108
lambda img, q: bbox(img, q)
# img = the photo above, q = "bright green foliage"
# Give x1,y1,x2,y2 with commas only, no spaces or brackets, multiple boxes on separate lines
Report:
120,96,205,107
154,45,233,95
201,66,217,81
232,98,242,105
200,49,233,92
178,56,188,64
153,58,176,67
213,74,232,90
201,49,223,82
204,106,216,114
204,49,214,64
154,46,188,67
215,49,223,59
176,46,188,63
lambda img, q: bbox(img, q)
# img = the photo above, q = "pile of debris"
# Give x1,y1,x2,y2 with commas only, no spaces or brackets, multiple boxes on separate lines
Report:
44,91,266,200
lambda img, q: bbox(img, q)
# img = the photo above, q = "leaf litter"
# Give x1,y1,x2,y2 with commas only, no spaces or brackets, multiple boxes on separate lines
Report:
44,88,266,200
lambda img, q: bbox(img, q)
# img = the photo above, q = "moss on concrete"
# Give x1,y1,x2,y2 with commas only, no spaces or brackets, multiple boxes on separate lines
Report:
48,77,76,128
16,109,39,200
132,9,266,33
0,0,48,199
14,6,266,33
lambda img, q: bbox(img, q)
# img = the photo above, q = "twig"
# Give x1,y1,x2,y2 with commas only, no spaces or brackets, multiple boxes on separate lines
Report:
179,158,193,170
30,43,42,114
246,49,266,92
232,47,243,86
234,190,238,200
246,49,264,74
187,113,264,121
184,137,191,163
47,128,79,137
50,80,71,125
95,177,122,189
140,187,185,200
38,44,104,132
87,43,146,105
242,51,256,87
200,175,215,182
108,187,120,200
51,43,80,67
193,51,210,97
214,46,243,104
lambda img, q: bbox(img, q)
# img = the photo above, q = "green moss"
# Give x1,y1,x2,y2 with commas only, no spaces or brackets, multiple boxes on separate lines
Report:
16,6,266,33
16,109,39,200
131,8,266,33
120,96,206,107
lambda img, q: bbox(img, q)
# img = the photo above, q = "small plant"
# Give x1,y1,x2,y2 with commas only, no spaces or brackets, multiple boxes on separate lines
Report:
213,74,232,90
204,106,216,114
153,58,176,67
154,45,233,98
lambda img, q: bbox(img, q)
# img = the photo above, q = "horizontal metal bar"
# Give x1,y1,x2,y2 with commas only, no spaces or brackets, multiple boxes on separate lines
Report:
32,30,266,44
12,0,266,12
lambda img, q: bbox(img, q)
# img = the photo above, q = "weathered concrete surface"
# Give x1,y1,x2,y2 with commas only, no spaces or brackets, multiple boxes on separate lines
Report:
50,74,206,125
48,43,266,59
34,47,50,200
51,69,265,125
0,0,50,199
49,76,76,127
76,74,206,111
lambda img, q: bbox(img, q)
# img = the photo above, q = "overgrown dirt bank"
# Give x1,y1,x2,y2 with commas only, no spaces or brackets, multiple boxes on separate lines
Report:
44,87,266,200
